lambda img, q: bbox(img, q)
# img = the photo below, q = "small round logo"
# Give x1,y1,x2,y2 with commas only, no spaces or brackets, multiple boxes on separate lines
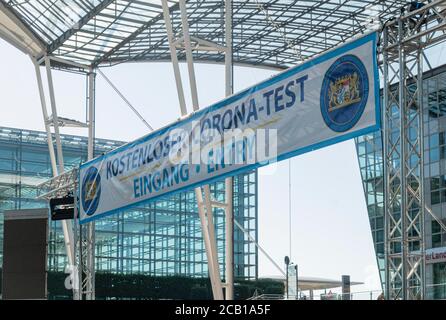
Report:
320,54,369,132
81,166,101,216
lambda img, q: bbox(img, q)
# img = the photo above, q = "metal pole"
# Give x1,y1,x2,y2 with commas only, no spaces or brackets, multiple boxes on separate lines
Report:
285,256,289,299
382,26,391,300
179,0,199,111
417,46,426,301
179,0,224,299
44,56,65,174
225,0,233,98
286,269,289,299
87,71,96,161
195,188,224,300
224,178,234,300
43,56,75,268
203,186,224,299
224,0,234,301
73,177,80,300
295,265,298,300
86,70,96,300
398,18,408,300
162,0,188,116
161,0,224,299
31,58,58,176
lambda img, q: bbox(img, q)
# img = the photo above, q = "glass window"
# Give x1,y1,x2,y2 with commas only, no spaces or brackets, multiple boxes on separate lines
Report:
0,128,260,289
432,220,446,248
430,148,440,162
433,263,446,300
432,191,440,205
430,176,446,206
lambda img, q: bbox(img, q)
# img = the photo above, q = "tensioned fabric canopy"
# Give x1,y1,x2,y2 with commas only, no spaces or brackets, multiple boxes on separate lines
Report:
0,0,407,70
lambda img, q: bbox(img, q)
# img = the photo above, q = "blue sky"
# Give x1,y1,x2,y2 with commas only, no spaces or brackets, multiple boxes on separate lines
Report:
0,38,382,292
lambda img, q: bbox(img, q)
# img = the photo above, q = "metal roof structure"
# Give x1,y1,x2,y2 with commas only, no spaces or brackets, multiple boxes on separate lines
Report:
0,0,409,70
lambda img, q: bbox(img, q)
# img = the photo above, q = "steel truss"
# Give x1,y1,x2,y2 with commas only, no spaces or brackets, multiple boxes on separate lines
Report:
11,0,446,302
32,56,96,300
2,0,411,70
162,0,234,300
382,0,446,300
78,70,97,300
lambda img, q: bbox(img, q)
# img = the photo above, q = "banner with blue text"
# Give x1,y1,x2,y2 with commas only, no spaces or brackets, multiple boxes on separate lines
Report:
79,32,380,224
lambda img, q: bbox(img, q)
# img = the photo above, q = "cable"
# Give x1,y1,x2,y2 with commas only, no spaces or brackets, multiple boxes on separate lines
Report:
234,219,286,276
97,69,154,131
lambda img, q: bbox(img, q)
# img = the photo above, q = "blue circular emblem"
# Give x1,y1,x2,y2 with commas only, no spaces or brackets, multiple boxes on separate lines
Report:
81,166,101,216
320,54,369,132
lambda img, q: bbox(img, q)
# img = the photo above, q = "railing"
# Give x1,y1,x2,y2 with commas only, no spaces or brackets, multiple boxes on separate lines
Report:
249,290,383,300
315,290,383,300
248,294,284,300
247,284,446,300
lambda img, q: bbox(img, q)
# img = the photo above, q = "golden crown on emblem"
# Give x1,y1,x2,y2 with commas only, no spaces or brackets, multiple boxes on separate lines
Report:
328,72,361,112
85,181,98,201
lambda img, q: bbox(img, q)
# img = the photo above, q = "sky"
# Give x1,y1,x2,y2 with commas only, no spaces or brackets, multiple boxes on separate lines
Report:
0,38,382,293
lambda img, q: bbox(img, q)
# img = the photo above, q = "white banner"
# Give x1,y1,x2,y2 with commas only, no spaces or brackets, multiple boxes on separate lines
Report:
79,32,380,224
426,247,446,264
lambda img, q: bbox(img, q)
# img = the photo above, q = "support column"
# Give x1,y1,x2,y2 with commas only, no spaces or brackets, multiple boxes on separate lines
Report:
178,0,199,111
382,27,391,300
417,47,426,301
161,0,188,116
383,15,425,300
161,0,224,300
398,19,408,300
44,56,64,175
195,188,224,300
224,0,234,301
32,58,57,175
86,70,96,300
76,70,96,300
36,56,75,269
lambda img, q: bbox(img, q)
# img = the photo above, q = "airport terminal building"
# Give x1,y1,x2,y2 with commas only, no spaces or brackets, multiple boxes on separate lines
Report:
356,65,446,300
0,127,258,285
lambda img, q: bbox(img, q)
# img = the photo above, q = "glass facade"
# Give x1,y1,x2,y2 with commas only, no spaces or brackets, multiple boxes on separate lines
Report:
0,127,258,281
355,65,446,299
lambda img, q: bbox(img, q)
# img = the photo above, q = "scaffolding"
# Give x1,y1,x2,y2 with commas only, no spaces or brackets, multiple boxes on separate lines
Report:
381,0,446,300
2,0,446,300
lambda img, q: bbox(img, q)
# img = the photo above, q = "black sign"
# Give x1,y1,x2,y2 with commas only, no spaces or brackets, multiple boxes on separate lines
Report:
50,196,74,221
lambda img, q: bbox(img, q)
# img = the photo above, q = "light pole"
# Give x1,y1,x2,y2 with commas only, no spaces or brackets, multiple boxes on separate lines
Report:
295,264,298,299
284,256,290,299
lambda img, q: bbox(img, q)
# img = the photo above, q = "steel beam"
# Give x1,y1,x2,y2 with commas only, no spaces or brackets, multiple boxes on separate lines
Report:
93,3,180,68
76,70,97,300
381,0,446,299
44,56,76,269
161,0,188,116
161,0,228,300
84,70,96,300
224,0,234,301
47,0,114,54
32,58,58,175
0,0,46,52
33,56,76,272
178,0,200,111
